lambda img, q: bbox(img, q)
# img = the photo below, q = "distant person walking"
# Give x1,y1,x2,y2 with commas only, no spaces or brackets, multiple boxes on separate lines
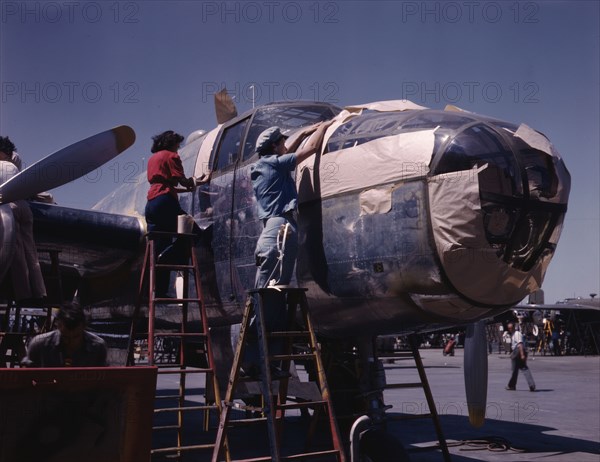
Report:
505,322,536,391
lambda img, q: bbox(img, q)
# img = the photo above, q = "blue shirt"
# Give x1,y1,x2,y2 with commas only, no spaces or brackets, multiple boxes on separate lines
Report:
250,153,297,220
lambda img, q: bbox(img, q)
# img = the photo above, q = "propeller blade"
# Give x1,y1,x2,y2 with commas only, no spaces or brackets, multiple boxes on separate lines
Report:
464,320,488,427
0,125,135,204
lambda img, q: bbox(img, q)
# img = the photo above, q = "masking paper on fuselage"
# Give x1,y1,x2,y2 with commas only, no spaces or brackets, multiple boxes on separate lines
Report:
514,123,571,204
299,128,435,199
194,126,221,178
428,166,551,305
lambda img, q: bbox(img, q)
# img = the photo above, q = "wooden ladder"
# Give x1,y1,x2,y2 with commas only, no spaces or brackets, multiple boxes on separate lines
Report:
381,334,451,462
127,231,222,459
212,287,346,462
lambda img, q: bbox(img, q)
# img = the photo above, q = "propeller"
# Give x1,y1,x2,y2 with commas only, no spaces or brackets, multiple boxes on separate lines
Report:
0,125,135,204
464,320,488,427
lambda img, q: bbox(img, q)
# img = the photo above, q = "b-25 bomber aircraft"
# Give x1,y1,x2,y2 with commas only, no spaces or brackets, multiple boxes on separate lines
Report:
0,96,571,456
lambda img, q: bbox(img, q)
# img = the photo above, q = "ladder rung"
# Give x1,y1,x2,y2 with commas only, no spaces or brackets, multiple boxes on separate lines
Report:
277,400,327,410
151,443,215,454
154,263,194,270
228,417,268,426
270,353,314,361
155,405,217,413
152,332,207,338
155,394,181,400
153,424,180,431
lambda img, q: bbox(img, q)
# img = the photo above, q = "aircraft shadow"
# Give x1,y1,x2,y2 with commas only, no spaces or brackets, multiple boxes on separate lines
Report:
389,413,600,461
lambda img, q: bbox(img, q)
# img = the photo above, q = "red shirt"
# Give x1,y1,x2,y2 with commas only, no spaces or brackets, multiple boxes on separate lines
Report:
147,150,186,201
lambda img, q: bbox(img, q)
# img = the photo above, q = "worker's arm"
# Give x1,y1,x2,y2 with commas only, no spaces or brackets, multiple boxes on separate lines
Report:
172,172,211,193
294,120,334,165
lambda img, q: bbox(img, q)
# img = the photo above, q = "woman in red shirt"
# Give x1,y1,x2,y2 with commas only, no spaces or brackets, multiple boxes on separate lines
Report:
144,130,196,296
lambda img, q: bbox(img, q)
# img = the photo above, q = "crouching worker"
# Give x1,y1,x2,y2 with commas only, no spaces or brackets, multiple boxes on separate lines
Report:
22,302,108,367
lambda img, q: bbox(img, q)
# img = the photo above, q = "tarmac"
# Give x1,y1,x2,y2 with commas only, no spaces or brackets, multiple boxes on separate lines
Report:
154,347,600,462
381,347,600,461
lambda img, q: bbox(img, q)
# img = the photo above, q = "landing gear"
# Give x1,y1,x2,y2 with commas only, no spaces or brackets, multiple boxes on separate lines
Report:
320,336,410,461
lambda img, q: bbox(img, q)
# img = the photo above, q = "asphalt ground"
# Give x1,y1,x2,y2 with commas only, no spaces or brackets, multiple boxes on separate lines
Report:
153,347,600,461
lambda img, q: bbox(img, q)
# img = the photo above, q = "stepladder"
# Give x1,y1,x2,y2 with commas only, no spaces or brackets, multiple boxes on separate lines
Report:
127,231,222,460
377,335,451,462
212,287,346,462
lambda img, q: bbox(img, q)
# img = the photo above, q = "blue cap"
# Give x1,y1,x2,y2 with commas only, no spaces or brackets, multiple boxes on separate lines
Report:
255,126,287,154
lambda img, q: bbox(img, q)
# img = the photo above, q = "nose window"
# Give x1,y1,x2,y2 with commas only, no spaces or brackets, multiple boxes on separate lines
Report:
433,124,523,198
432,123,568,272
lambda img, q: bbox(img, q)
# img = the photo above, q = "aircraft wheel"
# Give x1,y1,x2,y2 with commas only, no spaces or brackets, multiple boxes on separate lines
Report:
359,428,410,462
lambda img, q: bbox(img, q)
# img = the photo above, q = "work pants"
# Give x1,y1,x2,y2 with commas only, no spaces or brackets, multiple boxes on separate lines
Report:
244,216,298,370
144,194,184,295
508,350,536,390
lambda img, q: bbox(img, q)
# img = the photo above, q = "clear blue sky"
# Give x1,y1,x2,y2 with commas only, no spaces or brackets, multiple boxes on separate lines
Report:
1,1,598,304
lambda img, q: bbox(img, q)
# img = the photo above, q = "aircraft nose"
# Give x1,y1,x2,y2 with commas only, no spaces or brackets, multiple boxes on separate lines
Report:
428,122,570,306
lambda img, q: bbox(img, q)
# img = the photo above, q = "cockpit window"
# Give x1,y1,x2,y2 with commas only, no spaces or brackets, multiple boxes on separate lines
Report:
401,111,474,130
325,110,475,154
213,118,249,171
326,111,415,152
242,104,339,161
